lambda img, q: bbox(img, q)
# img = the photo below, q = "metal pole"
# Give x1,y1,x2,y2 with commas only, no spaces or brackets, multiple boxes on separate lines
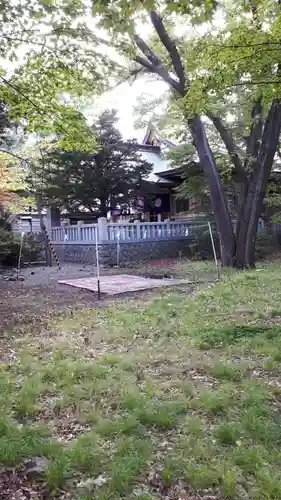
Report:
95,227,101,300
208,221,220,280
17,232,25,281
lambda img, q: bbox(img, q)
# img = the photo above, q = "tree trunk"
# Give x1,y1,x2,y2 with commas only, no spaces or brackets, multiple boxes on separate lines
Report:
234,99,281,268
36,195,52,267
189,115,235,266
99,199,108,217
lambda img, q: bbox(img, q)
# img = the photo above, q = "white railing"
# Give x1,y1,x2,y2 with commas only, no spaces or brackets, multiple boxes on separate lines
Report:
49,218,281,245
51,223,98,243
140,221,189,240
51,218,191,244
108,223,139,241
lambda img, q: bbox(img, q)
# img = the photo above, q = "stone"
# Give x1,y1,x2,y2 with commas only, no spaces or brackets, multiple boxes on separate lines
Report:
53,238,192,267
23,457,48,477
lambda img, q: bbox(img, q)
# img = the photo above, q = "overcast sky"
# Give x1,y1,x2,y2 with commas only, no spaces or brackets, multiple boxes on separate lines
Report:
95,79,168,141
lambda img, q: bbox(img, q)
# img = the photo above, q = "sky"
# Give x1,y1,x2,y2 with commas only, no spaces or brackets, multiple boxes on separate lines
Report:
82,13,169,142
96,78,168,141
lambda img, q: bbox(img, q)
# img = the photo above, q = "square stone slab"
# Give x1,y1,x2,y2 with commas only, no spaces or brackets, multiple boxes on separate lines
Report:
58,274,189,295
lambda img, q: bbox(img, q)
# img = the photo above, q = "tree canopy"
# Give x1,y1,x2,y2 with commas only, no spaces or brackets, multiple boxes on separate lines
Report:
0,0,121,149
90,0,281,267
28,110,152,215
1,0,281,266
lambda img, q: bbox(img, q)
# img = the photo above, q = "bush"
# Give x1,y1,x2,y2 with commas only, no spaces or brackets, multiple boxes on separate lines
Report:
255,229,279,260
188,226,279,262
188,224,220,260
0,230,44,266
0,205,12,231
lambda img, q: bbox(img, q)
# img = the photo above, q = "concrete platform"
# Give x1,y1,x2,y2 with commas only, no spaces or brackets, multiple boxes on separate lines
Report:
58,274,190,295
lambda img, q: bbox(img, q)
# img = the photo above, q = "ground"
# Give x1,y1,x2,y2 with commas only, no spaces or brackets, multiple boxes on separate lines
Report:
0,259,216,329
1,259,281,499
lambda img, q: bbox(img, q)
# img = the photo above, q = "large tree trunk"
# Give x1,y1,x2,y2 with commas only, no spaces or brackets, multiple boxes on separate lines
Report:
99,199,108,217
234,99,281,268
189,115,235,266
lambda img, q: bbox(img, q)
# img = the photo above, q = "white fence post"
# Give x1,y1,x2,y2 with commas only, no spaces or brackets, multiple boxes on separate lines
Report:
77,220,83,242
135,220,141,240
98,217,108,242
45,208,52,234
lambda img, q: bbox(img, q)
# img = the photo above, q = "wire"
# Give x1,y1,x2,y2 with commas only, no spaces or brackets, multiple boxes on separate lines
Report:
226,80,281,87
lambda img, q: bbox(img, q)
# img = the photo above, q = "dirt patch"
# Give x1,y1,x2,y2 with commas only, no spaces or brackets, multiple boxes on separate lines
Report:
0,281,103,330
0,463,53,500
0,262,197,330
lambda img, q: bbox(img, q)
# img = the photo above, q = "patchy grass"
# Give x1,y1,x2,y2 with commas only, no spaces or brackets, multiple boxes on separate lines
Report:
1,262,281,498
111,257,218,282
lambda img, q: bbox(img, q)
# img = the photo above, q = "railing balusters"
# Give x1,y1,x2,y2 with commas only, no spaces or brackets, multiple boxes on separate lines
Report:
50,220,193,244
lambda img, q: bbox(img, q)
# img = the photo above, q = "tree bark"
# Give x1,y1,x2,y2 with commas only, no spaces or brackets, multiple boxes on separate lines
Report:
99,199,108,217
234,99,281,268
36,195,52,267
189,115,235,266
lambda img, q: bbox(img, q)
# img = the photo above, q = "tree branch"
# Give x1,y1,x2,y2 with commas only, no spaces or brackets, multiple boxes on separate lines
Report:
207,111,247,181
226,80,281,87
257,98,281,172
134,55,182,93
134,34,162,67
0,149,31,165
150,11,186,94
244,98,264,171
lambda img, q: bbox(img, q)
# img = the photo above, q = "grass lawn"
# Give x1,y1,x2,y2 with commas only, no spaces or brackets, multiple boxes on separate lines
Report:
111,258,219,282
1,261,281,499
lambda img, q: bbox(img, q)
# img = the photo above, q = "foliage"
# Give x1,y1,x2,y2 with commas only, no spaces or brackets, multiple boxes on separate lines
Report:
188,224,220,260
0,230,44,266
28,110,153,215
0,205,13,231
0,100,35,211
255,229,279,261
0,157,33,211
0,0,119,149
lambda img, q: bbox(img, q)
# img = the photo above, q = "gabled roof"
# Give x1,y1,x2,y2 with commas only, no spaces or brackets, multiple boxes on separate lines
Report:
140,125,178,184
142,124,177,149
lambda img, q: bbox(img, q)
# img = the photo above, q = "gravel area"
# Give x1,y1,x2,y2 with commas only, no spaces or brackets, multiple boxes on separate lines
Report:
1,263,96,287
0,264,104,330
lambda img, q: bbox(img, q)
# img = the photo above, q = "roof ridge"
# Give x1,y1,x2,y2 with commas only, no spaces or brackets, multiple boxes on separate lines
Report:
142,124,178,148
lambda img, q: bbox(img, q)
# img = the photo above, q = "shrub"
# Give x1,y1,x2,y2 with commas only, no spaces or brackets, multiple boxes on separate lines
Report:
255,229,279,260
22,233,45,264
188,224,220,260
0,230,44,266
0,205,12,231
